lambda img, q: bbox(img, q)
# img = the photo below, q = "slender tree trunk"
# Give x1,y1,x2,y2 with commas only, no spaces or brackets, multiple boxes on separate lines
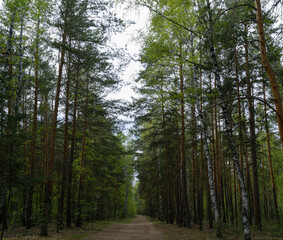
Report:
26,17,40,230
233,41,244,174
242,106,253,226
161,91,173,224
228,152,234,224
244,24,262,229
66,65,79,228
206,1,251,238
199,106,221,237
178,39,191,229
58,49,71,230
254,0,283,149
199,67,204,231
261,148,268,219
192,99,198,225
40,29,67,236
122,183,129,218
263,81,279,222
76,77,89,227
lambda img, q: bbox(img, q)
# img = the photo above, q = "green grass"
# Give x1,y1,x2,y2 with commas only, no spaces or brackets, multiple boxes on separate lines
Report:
153,219,283,240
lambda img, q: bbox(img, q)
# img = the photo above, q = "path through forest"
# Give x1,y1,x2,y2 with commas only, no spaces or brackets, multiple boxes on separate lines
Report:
90,215,163,240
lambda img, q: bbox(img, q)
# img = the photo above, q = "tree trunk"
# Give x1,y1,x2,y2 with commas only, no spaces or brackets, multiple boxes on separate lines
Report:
254,0,283,149
206,1,251,238
179,39,191,229
263,80,279,222
57,52,71,230
76,77,89,227
122,184,129,218
199,68,204,230
66,65,79,228
40,30,67,236
26,17,40,230
244,25,262,229
161,90,173,224
199,107,221,237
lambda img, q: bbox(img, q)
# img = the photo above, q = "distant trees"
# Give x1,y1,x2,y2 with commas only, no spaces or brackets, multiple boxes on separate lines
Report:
133,0,282,239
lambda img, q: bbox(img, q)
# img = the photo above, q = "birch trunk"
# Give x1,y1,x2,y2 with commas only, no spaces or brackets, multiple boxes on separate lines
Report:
206,1,251,238
198,106,221,237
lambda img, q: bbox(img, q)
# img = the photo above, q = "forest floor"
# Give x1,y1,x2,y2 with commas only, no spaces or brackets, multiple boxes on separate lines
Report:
92,215,163,239
154,220,283,240
2,215,163,240
2,217,135,239
2,216,283,239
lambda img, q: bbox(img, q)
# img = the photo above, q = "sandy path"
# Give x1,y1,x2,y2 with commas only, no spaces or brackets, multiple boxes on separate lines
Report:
91,215,163,240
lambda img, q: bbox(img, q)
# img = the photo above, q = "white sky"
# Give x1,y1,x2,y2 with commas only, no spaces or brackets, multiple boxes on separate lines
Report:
108,3,149,102
107,3,149,133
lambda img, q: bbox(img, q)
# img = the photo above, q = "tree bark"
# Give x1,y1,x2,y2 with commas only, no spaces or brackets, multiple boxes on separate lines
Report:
263,80,279,222
199,108,221,236
206,1,251,238
26,17,40,230
244,24,262,229
66,64,79,228
76,76,89,227
58,48,71,230
161,88,173,224
254,0,283,149
179,39,191,229
40,29,67,236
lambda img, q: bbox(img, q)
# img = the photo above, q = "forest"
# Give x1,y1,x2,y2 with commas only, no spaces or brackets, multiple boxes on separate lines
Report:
0,0,282,240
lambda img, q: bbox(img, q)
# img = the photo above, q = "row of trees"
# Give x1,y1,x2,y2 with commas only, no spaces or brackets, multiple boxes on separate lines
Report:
133,0,283,239
0,0,135,237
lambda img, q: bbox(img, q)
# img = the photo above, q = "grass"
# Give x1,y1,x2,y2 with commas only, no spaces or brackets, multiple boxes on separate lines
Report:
2,217,135,240
154,220,283,240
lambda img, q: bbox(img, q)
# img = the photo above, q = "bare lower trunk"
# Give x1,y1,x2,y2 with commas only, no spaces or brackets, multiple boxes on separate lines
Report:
66,67,79,228
199,108,221,237
161,93,173,224
76,78,88,227
122,184,129,218
263,81,279,222
179,39,191,228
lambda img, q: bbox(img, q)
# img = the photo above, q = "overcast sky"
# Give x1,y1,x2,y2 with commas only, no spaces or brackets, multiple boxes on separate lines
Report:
108,3,149,102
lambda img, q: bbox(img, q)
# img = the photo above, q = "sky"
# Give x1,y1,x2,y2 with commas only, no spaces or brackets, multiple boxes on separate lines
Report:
108,3,149,102
106,3,150,134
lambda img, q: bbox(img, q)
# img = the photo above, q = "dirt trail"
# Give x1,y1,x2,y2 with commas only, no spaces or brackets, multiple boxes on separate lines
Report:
91,215,163,240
